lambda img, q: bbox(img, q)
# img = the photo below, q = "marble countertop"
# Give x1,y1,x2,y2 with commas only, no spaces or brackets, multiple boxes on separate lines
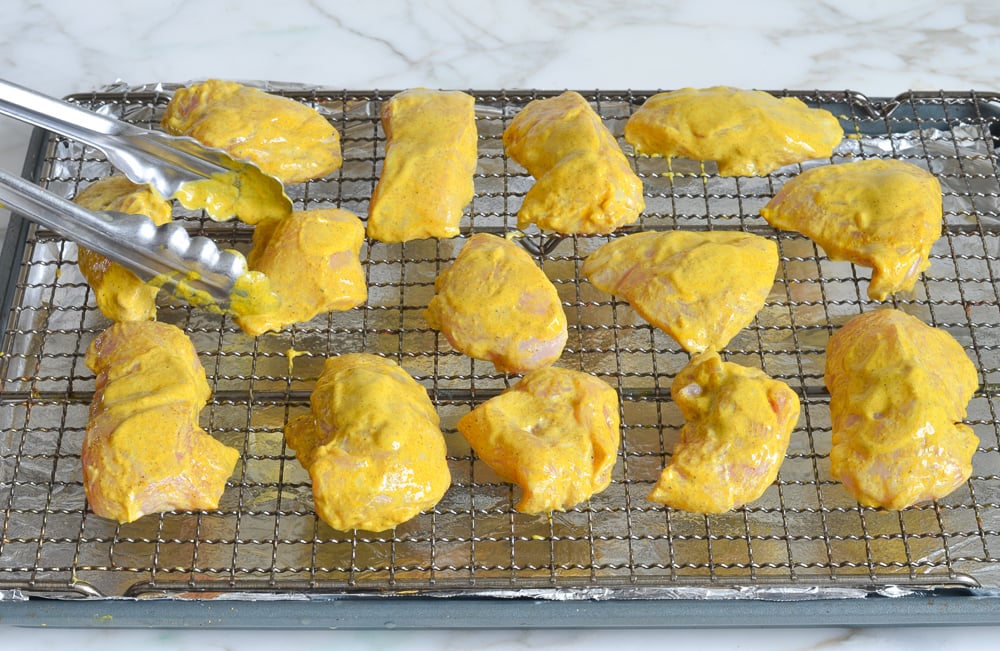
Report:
3,0,1000,648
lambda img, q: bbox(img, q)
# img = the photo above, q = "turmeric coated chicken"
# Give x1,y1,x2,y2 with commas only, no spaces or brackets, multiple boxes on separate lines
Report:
284,353,451,532
825,309,979,510
161,79,342,186
648,351,800,513
235,208,367,336
367,88,478,242
424,233,568,373
761,159,943,301
503,91,645,234
457,367,620,514
83,321,240,523
582,230,778,353
74,175,172,322
624,86,843,177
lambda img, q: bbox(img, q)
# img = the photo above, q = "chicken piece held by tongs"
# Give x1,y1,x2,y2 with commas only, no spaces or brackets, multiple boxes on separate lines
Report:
0,79,286,318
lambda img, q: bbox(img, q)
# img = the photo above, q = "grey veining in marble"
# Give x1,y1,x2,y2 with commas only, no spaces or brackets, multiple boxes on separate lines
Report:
1,1,1000,648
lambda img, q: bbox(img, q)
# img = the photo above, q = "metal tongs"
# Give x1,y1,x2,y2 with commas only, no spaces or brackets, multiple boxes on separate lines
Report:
0,79,291,316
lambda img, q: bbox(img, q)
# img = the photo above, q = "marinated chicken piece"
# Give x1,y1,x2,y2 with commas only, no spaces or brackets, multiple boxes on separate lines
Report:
161,79,342,186
236,208,367,336
761,159,942,301
83,321,240,523
458,367,620,513
285,353,451,532
74,176,172,322
367,89,477,242
624,86,843,176
582,230,778,353
648,351,800,513
825,309,979,509
503,91,645,234
424,233,568,373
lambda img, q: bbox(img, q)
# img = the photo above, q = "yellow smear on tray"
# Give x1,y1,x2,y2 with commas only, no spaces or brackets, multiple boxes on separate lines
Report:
286,347,306,374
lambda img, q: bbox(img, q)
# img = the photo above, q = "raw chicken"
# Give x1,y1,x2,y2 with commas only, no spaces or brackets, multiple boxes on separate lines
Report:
236,208,367,336
457,367,620,513
83,321,240,523
582,230,778,353
161,79,342,186
424,233,568,373
648,351,800,513
74,175,172,322
367,88,478,242
761,159,942,301
825,309,979,509
624,86,843,176
503,91,645,234
284,353,451,532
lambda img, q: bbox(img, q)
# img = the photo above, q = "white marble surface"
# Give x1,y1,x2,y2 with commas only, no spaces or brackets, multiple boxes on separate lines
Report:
3,625,999,651
3,0,1000,648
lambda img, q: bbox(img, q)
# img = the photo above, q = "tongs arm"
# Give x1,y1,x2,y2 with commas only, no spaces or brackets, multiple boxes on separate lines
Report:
0,79,123,138
0,78,291,224
0,167,271,316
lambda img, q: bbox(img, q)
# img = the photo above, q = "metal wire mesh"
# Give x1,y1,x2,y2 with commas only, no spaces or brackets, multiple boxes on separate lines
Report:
2,87,1000,601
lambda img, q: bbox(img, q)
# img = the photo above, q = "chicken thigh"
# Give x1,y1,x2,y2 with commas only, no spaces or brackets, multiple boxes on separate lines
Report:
503,91,644,234
648,351,800,513
825,309,979,509
425,233,568,373
83,321,240,523
236,208,367,336
367,88,478,242
624,86,843,176
582,230,778,353
458,367,620,513
761,159,942,301
74,176,172,322
162,79,342,186
284,353,451,532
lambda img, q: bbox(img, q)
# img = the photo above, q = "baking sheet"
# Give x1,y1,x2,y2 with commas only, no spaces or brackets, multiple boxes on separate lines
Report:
2,87,1000,607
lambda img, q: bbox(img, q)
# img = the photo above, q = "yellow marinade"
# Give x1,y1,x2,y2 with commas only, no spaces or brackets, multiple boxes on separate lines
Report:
761,159,943,301
236,208,367,336
424,233,568,373
625,86,843,176
648,351,800,513
285,353,451,532
83,321,240,523
174,168,292,225
367,88,478,242
582,230,778,353
148,265,280,320
503,90,645,234
825,309,979,509
458,367,620,514
162,79,343,186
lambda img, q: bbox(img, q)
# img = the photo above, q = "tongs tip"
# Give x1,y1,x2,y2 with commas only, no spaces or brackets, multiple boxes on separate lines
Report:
146,132,293,224
173,162,293,225
149,247,281,319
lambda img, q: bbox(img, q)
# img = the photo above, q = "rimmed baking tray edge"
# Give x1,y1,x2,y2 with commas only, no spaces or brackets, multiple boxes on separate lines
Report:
3,90,1000,628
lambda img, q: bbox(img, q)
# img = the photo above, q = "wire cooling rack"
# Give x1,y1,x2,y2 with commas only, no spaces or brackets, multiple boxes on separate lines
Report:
3,87,1000,615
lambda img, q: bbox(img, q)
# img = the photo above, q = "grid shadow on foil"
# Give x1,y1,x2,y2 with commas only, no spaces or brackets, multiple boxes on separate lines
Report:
1,88,1000,598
